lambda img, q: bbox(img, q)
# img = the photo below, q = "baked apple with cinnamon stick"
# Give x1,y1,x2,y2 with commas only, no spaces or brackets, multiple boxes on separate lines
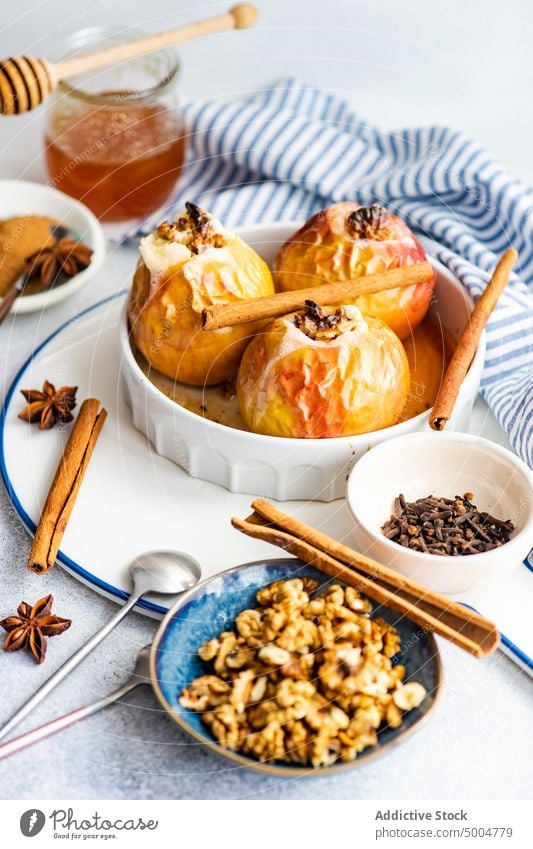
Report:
128,203,274,385
237,301,410,438
273,203,435,340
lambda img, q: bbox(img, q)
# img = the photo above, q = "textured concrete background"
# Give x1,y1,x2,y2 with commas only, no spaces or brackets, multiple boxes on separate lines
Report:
0,0,532,800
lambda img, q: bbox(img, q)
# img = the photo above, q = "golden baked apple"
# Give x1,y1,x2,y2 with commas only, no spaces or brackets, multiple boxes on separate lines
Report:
128,203,275,386
237,301,410,438
273,203,435,340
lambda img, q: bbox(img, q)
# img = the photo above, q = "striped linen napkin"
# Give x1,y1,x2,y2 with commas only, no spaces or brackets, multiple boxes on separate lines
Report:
128,79,533,467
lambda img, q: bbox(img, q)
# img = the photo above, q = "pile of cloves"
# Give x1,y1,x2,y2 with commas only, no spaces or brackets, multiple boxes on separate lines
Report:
381,493,514,556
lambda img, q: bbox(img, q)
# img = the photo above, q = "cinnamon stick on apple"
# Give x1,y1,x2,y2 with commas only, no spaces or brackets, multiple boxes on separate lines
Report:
202,261,434,330
28,398,107,574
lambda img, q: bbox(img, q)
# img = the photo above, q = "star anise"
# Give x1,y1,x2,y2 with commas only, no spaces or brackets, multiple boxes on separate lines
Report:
23,236,93,289
0,594,71,664
18,380,78,430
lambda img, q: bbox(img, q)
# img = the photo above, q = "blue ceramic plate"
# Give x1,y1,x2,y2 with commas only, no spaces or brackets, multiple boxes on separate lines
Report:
150,558,442,776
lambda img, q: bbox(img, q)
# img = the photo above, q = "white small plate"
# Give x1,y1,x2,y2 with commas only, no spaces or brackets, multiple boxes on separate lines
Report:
0,180,106,314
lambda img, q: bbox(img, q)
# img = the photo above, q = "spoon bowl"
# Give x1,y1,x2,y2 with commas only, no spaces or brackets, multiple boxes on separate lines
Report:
129,550,202,598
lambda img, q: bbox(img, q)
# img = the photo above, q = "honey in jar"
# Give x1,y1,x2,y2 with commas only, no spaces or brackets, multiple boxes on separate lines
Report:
44,28,185,222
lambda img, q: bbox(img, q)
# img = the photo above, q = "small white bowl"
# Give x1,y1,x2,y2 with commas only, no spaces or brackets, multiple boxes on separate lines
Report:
120,222,485,502
0,179,106,313
346,432,533,593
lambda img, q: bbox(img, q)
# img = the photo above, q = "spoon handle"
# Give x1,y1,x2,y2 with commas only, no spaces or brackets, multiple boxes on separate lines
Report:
0,280,23,325
0,592,141,742
0,678,143,760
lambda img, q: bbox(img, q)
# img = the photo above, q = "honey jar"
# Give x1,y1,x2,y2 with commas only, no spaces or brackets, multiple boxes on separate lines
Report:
44,27,185,222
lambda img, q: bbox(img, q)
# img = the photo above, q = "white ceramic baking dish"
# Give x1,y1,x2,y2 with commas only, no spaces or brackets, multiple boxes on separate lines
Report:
119,222,485,501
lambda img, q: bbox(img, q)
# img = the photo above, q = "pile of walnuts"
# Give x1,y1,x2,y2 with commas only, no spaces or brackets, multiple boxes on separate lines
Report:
179,577,426,768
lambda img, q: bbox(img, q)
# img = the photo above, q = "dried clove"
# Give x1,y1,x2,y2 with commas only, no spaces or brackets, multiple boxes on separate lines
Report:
381,493,514,557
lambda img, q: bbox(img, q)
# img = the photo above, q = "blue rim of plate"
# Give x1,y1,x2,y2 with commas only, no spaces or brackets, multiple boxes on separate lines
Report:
1,292,533,649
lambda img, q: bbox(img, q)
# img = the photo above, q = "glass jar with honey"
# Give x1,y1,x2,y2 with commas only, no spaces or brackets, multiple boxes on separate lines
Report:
44,27,186,222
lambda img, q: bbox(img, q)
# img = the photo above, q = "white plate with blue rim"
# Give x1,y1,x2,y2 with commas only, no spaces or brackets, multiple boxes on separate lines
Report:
0,287,532,675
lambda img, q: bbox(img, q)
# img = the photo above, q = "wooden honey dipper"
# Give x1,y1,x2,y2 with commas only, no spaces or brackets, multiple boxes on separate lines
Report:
0,3,258,116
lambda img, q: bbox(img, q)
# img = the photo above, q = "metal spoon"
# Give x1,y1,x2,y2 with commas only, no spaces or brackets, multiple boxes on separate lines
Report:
0,550,201,742
0,645,152,760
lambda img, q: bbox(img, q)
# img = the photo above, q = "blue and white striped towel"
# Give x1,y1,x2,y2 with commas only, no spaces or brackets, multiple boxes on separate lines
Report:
126,79,533,467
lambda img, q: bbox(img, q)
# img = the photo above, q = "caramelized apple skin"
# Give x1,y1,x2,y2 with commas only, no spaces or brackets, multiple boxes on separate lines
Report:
273,202,435,340
237,307,410,438
128,239,274,386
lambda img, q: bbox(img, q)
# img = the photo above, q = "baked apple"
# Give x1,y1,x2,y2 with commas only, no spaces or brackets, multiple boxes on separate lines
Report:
273,203,435,340
237,301,410,438
128,203,275,386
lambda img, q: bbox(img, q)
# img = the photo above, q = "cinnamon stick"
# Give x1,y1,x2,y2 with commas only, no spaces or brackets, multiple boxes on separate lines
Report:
28,398,107,574
430,248,517,431
231,499,500,658
202,261,434,329
249,500,497,645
